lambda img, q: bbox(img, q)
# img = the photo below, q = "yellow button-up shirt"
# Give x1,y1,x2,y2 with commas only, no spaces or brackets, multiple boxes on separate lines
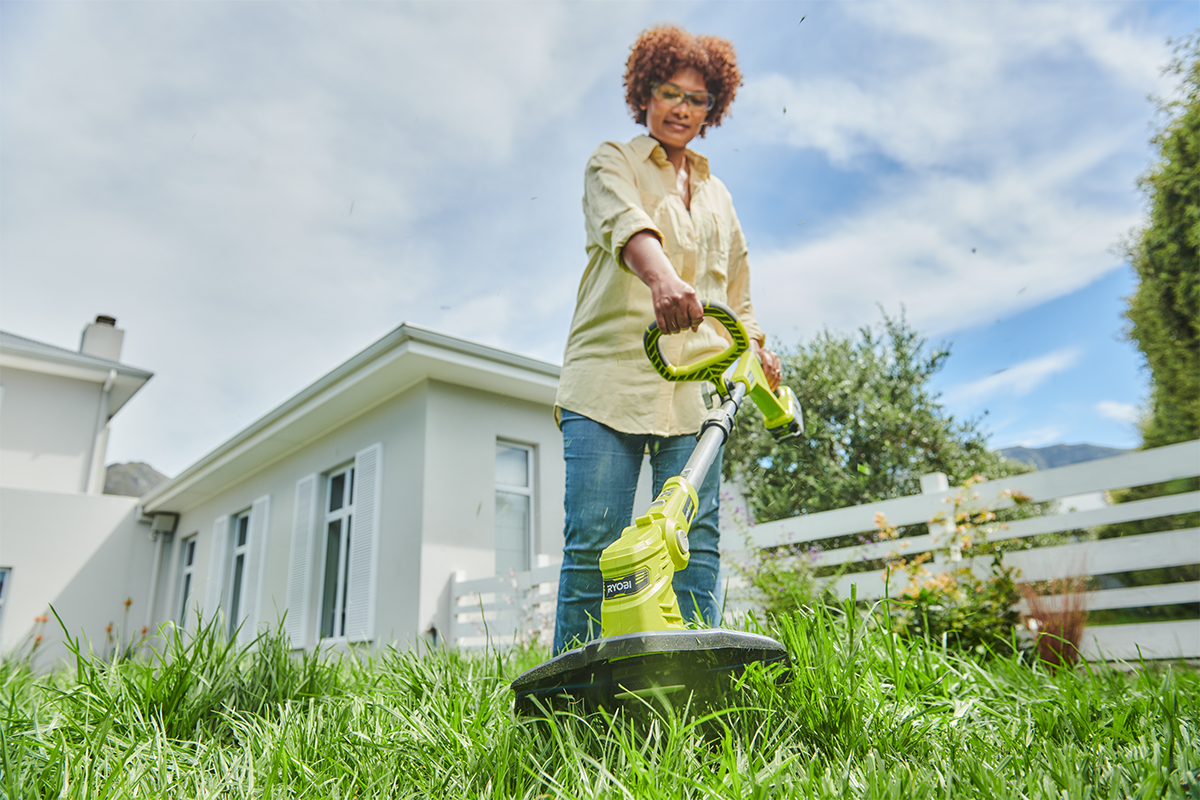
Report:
555,135,765,436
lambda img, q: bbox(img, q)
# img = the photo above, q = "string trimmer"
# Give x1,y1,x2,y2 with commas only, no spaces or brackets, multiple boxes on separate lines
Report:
512,302,801,715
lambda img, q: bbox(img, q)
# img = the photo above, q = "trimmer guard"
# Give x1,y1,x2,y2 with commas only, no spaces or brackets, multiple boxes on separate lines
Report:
511,629,789,716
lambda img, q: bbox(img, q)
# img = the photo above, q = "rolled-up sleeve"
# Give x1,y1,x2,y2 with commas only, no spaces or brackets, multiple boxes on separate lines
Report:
583,143,663,270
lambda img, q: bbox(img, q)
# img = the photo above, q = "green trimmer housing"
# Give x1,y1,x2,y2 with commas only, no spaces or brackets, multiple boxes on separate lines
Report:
511,302,801,715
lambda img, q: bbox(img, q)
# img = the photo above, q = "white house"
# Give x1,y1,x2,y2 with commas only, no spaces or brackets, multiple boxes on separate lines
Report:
0,317,153,652
7,318,1193,665
26,321,568,660
1,317,152,495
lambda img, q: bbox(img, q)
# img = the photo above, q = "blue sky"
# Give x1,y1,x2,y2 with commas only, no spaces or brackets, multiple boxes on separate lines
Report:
1,1,1195,476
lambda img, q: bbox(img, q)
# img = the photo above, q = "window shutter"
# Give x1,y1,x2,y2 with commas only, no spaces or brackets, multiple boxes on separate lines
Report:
236,495,271,647
284,475,318,648
344,442,382,642
205,516,229,622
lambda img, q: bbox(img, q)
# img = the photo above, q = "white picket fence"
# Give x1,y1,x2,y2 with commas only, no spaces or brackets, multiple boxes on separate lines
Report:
450,440,1200,660
447,556,559,649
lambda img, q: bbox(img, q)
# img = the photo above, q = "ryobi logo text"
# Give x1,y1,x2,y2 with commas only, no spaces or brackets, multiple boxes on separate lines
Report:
603,567,651,598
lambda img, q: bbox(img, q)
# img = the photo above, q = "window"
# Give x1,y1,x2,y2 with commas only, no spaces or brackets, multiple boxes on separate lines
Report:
319,467,355,639
205,496,270,645
177,536,197,629
227,511,251,638
495,442,535,574
286,443,381,648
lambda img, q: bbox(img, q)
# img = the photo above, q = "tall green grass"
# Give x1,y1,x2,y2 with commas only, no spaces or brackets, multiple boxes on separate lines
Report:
1,604,1196,799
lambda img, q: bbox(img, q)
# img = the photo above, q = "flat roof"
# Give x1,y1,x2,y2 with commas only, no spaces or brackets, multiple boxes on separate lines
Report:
141,322,560,513
0,330,153,416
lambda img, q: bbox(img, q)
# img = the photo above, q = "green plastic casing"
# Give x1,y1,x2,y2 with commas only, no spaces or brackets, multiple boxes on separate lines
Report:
729,351,802,439
597,302,802,640
598,475,698,637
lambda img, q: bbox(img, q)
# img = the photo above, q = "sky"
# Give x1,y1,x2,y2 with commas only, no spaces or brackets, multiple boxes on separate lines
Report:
1,1,1195,477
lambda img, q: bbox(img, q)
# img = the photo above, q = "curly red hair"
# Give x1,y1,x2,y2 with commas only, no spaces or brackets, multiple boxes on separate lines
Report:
624,25,742,136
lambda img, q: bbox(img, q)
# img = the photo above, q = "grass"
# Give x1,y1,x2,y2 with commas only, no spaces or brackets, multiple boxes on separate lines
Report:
1,604,1198,799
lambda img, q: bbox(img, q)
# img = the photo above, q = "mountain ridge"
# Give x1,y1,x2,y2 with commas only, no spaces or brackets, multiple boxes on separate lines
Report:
999,443,1129,470
104,461,170,497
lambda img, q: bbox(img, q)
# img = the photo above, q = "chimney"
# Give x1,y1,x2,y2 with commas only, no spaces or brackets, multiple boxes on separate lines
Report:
80,315,125,362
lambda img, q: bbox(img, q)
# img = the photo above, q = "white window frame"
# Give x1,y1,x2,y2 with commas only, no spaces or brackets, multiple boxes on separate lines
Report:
176,535,198,629
284,474,318,649
317,465,355,641
284,442,381,650
495,441,536,574
0,567,10,640
226,510,252,638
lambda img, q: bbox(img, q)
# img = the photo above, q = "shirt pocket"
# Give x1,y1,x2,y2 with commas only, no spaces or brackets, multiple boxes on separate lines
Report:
639,189,685,268
703,209,730,289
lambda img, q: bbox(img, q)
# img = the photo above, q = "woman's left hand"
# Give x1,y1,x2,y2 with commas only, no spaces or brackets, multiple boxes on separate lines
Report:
750,340,782,391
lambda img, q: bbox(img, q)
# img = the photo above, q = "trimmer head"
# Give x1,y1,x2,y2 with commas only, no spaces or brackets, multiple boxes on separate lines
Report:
511,629,789,716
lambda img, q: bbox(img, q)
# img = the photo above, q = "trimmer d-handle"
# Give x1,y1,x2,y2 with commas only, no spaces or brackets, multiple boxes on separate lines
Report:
643,301,802,440
598,304,802,638
642,302,749,383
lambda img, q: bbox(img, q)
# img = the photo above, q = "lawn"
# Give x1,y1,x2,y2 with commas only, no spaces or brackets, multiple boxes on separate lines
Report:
1,605,1197,799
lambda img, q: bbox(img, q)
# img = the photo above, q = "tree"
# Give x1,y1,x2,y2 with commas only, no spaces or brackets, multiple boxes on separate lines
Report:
724,310,1027,523
1123,34,1200,449
1099,38,1200,558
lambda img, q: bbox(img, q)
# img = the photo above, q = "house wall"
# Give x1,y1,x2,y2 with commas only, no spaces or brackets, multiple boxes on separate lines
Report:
418,381,564,642
0,367,103,493
155,382,430,651
359,383,427,648
150,378,565,654
23,373,564,660
0,487,142,658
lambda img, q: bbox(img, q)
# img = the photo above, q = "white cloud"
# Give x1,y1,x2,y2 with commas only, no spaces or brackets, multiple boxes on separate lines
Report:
740,2,1171,170
942,348,1083,406
1003,425,1070,449
0,1,649,473
750,161,1141,340
735,2,1174,343
0,2,1190,473
1096,400,1140,423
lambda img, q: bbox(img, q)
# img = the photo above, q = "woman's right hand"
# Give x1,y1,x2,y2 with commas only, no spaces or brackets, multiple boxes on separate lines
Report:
622,231,703,334
649,271,703,334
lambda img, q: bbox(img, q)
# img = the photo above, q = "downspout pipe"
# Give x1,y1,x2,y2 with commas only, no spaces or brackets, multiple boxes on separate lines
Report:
144,533,166,633
85,369,117,494
143,512,179,632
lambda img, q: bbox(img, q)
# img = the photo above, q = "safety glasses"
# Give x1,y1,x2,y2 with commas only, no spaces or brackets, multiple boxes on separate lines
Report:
651,82,715,112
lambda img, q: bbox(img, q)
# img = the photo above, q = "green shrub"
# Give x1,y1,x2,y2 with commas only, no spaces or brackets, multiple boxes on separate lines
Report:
723,490,839,620
875,477,1028,656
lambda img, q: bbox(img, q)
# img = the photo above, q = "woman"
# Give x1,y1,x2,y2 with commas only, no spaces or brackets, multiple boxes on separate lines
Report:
553,25,781,654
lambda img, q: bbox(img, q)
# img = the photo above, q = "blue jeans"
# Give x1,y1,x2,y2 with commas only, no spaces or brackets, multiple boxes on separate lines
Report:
553,409,723,654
